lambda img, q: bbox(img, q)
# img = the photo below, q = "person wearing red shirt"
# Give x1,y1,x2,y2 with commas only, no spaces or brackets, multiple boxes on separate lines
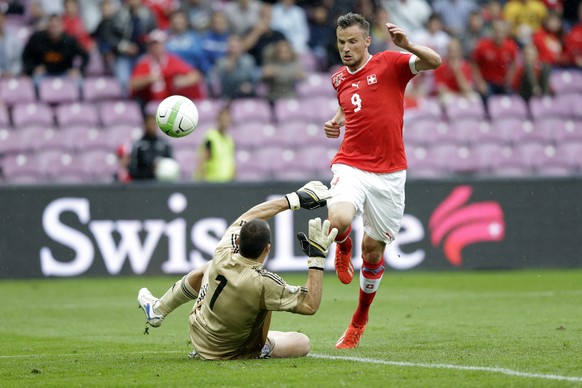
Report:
62,0,95,52
434,37,477,102
565,2,582,68
323,13,441,349
143,0,179,30
512,43,551,101
471,19,519,98
532,10,568,66
130,29,205,105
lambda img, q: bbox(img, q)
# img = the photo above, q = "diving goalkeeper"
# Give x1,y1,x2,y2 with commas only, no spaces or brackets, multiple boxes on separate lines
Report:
137,181,338,360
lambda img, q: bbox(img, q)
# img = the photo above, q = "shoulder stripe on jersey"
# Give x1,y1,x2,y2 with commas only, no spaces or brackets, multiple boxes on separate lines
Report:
259,269,285,286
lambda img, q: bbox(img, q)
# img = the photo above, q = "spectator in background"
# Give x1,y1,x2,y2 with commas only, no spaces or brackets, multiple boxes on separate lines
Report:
482,0,503,34
563,0,581,30
434,38,477,102
261,39,304,104
565,2,582,69
109,0,157,94
195,105,235,182
166,10,211,76
369,7,396,55
412,13,450,57
181,0,212,31
63,0,95,52
381,0,432,37
460,10,486,57
512,43,551,101
211,34,259,99
26,0,47,31
22,14,89,85
532,10,567,67
200,10,229,70
242,3,287,67
143,0,178,30
128,113,174,181
431,0,478,37
308,3,339,70
92,0,118,74
224,0,262,36
130,29,205,107
471,19,518,101
271,0,310,54
115,143,132,183
0,11,23,77
503,0,548,44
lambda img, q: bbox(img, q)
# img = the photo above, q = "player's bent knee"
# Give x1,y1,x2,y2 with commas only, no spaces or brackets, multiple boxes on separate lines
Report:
361,238,386,264
293,333,311,357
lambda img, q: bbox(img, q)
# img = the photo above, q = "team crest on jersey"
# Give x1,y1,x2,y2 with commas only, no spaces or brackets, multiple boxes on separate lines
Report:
367,74,378,85
333,72,345,87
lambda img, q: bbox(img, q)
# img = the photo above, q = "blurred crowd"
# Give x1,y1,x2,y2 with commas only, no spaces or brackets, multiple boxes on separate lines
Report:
1,0,582,107
1,0,582,184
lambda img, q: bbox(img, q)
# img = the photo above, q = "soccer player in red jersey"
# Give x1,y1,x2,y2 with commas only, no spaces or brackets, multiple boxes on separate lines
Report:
323,13,441,349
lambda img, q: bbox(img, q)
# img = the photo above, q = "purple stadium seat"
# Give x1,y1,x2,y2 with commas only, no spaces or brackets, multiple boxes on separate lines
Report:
273,97,311,124
550,119,582,144
554,142,582,170
487,95,529,121
0,128,25,155
85,50,107,77
173,149,196,180
488,118,527,145
0,105,10,127
569,93,582,121
79,149,118,181
442,96,486,121
38,128,77,152
513,142,558,170
549,69,582,96
252,145,297,173
293,144,335,173
195,98,226,125
38,77,80,105
11,102,54,128
230,98,272,124
471,143,511,173
404,97,443,124
0,77,36,106
83,76,123,102
307,96,339,123
235,149,271,181
535,165,573,177
1,153,45,183
529,95,573,121
405,119,461,146
296,73,334,98
99,100,143,127
504,119,552,145
426,144,478,174
55,102,100,128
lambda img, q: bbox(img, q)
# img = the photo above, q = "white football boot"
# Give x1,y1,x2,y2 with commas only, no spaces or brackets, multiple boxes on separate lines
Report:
137,288,164,328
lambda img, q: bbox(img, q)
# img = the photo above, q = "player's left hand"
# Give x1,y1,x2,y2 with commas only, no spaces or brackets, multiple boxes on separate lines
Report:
286,181,332,210
386,23,410,48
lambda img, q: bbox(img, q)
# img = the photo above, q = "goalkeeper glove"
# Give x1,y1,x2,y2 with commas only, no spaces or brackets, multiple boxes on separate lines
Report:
285,181,332,211
297,218,338,270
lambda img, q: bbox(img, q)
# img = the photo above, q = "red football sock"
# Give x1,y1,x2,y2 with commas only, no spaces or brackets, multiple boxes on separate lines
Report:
335,226,352,252
351,257,385,327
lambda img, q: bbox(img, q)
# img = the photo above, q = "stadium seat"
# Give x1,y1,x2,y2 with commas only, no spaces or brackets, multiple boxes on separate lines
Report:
78,149,118,182
568,93,582,121
85,50,107,77
273,97,312,124
529,95,573,122
0,105,10,127
11,102,54,128
487,95,529,121
99,100,143,127
306,96,339,123
0,77,36,106
426,143,477,174
504,119,552,145
253,145,298,173
442,96,486,121
293,144,335,173
194,98,226,126
83,76,123,102
488,118,526,145
513,142,559,171
173,148,196,181
55,102,100,128
38,77,81,105
38,128,77,153
230,98,272,125
554,142,582,171
0,128,26,155
405,119,461,146
1,153,45,184
235,149,271,181
404,97,443,124
549,69,582,96
551,119,582,144
471,143,512,173
296,73,334,98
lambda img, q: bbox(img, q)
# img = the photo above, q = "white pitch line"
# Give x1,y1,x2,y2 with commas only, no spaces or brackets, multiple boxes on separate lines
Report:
310,354,582,383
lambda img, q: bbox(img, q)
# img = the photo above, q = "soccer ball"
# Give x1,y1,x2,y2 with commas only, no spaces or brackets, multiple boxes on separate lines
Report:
156,95,199,138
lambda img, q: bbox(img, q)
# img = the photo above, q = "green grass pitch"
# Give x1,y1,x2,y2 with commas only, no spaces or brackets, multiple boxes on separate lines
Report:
1,270,581,387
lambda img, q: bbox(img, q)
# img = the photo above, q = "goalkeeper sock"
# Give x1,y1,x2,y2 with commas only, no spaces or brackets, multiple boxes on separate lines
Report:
156,274,199,316
335,226,352,253
351,257,385,327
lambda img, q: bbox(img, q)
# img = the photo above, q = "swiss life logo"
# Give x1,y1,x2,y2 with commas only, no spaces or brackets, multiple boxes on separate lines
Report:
429,186,505,266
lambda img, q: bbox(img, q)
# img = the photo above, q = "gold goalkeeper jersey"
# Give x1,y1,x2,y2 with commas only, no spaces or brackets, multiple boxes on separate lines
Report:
188,220,308,360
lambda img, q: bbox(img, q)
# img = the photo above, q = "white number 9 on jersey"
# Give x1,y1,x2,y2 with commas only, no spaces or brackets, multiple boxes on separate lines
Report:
351,93,362,112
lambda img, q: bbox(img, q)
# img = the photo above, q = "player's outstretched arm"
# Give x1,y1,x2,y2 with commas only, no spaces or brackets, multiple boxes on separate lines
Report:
235,181,332,223
295,218,338,315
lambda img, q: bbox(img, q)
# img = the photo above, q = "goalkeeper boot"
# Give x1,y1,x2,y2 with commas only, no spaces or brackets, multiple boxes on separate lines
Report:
335,322,366,349
138,288,164,328
334,242,354,284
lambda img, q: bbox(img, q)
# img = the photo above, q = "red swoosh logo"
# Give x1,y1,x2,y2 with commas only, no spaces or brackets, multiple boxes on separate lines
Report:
429,186,505,266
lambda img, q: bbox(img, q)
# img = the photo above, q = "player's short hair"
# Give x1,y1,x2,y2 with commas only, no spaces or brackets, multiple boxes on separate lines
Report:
239,219,271,259
336,12,370,36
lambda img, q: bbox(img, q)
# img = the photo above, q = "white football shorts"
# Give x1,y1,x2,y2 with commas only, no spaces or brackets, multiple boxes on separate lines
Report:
328,163,406,244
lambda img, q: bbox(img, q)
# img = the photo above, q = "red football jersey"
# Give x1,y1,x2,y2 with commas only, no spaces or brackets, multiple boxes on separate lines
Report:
330,51,416,173
471,38,518,85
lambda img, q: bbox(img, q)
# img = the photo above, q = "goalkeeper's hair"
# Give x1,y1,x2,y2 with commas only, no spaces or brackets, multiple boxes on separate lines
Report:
336,12,370,37
239,219,271,259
